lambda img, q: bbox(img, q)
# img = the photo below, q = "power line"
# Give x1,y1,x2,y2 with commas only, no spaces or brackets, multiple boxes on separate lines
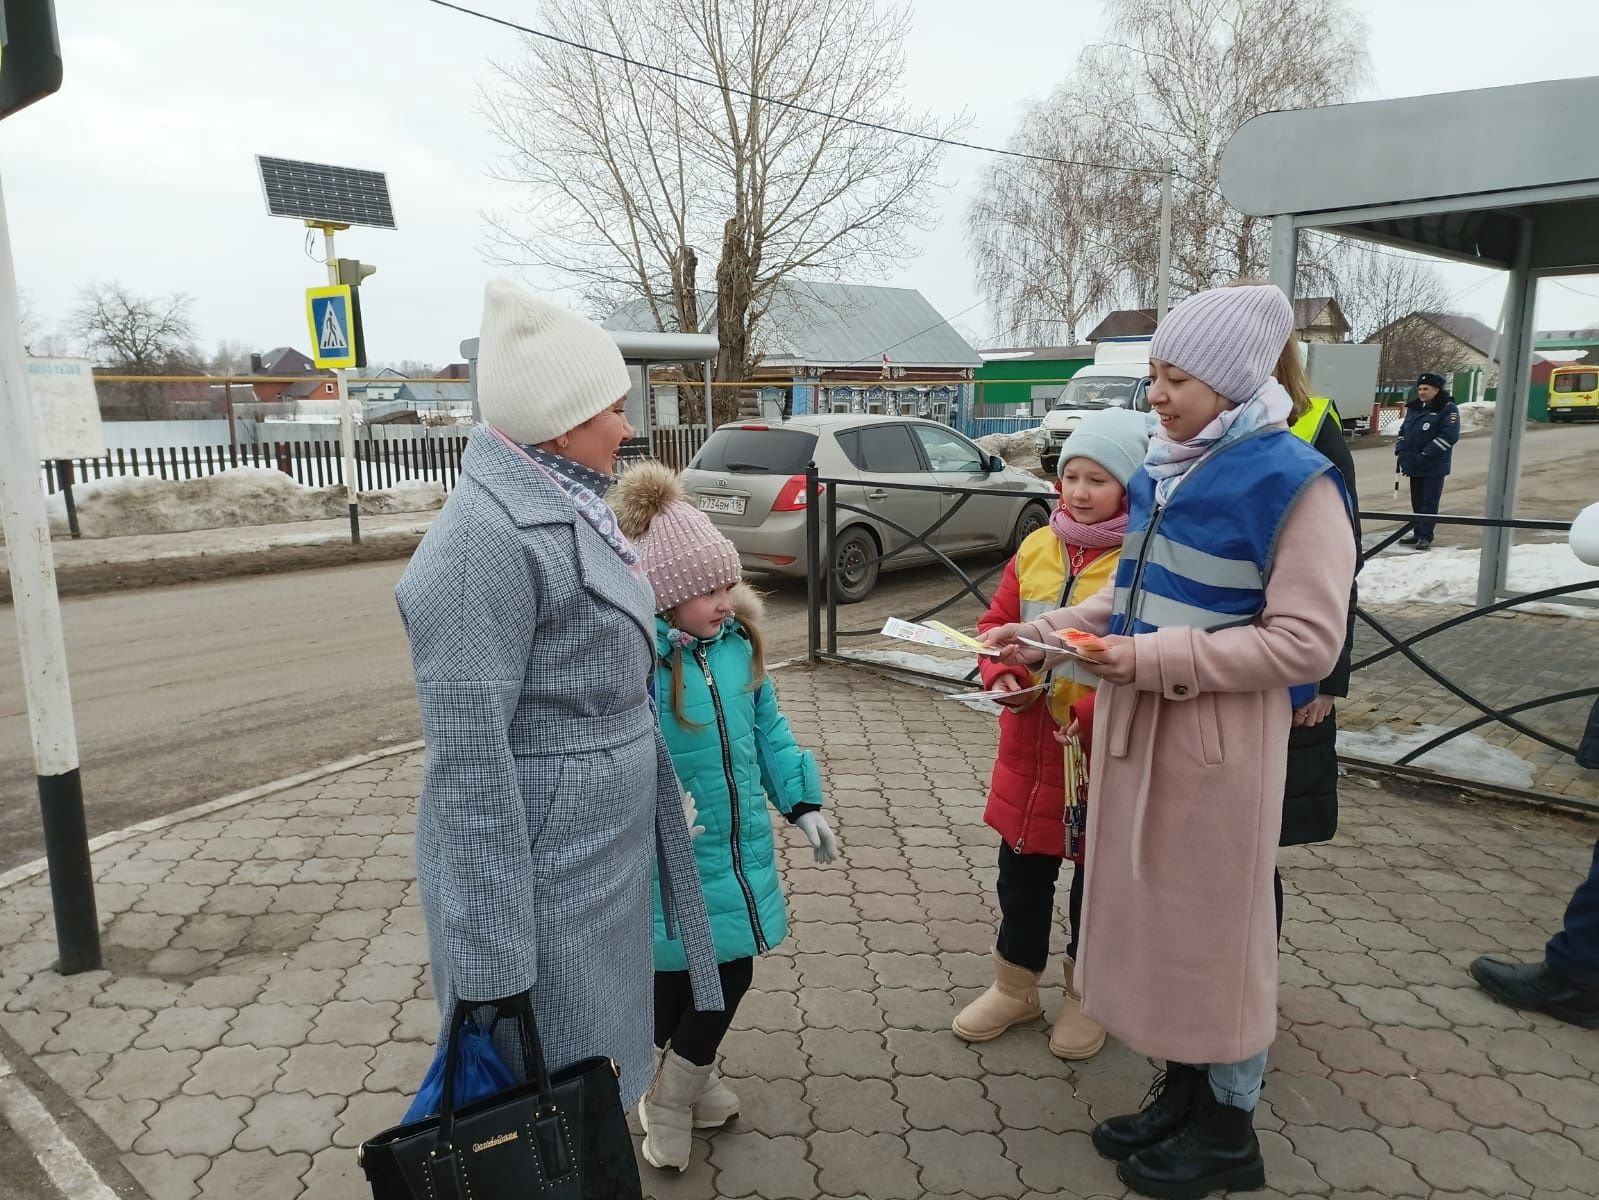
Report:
423,0,1155,177
1550,278,1599,301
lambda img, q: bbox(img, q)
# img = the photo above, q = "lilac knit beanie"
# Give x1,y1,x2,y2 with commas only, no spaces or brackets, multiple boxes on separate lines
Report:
608,462,743,612
1149,284,1294,404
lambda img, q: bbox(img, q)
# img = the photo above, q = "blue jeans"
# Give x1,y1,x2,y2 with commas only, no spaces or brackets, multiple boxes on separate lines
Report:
1205,1050,1269,1111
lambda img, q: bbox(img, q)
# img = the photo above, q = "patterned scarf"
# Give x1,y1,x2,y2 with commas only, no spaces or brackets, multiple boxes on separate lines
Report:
488,427,641,572
1050,499,1129,550
1144,378,1293,505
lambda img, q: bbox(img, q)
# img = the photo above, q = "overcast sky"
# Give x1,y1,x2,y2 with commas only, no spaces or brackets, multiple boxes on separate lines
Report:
8,0,1599,367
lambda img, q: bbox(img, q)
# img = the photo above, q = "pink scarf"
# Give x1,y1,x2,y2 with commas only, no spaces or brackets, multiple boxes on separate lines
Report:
1050,502,1129,550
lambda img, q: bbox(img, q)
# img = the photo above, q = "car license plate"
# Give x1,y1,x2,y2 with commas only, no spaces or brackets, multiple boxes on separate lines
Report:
696,494,746,516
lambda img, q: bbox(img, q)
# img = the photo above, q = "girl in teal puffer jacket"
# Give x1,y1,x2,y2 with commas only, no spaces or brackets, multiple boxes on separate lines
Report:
609,463,837,1173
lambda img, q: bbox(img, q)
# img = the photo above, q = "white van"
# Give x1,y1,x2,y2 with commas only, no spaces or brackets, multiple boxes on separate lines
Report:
1039,337,1152,474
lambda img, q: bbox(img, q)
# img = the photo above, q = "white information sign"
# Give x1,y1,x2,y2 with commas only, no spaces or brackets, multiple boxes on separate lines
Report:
25,357,107,460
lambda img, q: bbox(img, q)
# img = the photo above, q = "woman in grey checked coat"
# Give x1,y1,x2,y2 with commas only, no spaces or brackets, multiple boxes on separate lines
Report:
396,280,721,1107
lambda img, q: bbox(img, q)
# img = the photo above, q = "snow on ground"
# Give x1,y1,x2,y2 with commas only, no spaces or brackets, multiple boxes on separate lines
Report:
978,428,1047,477
1359,542,1599,617
42,467,444,538
1338,724,1536,790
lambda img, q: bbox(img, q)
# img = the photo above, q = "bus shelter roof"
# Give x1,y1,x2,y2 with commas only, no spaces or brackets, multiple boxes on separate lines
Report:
1220,75,1599,272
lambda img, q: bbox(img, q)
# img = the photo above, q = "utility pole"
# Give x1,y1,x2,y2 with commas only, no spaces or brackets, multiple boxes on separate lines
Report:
0,0,100,974
320,225,361,544
1156,163,1173,321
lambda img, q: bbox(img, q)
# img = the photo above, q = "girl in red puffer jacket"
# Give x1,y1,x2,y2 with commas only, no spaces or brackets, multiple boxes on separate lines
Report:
952,407,1151,1060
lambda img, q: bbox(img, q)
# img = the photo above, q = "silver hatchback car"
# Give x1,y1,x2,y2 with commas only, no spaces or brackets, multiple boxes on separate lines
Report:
680,415,1055,601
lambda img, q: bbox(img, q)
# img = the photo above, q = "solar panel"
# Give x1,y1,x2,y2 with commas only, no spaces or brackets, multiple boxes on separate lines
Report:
255,155,397,229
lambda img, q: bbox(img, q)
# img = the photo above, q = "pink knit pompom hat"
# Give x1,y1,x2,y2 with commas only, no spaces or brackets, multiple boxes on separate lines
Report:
608,462,742,611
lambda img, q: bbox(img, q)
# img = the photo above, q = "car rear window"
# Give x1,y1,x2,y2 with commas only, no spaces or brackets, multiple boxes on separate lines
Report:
690,427,819,473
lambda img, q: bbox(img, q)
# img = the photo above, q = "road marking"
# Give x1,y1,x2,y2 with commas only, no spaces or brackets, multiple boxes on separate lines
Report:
0,1051,120,1200
0,740,424,892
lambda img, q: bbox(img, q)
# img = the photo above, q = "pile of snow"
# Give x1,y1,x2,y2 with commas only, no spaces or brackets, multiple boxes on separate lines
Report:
978,427,1047,476
1456,401,1497,435
1338,724,1535,791
1358,543,1599,617
41,467,444,538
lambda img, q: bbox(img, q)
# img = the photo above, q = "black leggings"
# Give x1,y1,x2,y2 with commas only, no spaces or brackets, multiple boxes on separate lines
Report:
994,842,1086,972
653,958,754,1067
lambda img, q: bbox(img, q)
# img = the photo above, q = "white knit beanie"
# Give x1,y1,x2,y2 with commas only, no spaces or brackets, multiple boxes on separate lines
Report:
474,279,633,445
1149,284,1294,405
1058,407,1155,487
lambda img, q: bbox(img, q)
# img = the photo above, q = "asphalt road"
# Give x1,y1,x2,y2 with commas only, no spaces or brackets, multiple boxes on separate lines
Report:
2,424,1596,873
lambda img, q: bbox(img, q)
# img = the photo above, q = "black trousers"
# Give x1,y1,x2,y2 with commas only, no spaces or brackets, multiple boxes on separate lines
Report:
994,842,1085,972
1409,475,1446,542
653,957,754,1067
1547,835,1599,978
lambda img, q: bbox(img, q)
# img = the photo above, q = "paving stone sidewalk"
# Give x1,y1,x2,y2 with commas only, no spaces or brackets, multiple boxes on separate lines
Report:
2,662,1597,1199
1340,601,1599,805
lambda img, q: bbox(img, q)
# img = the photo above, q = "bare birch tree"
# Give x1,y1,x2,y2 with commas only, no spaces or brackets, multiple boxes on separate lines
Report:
71,282,199,419
969,0,1367,327
1330,248,1459,384
483,0,956,390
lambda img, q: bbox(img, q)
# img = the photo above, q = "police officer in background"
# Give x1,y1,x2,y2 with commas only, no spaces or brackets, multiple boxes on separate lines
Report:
1395,371,1460,550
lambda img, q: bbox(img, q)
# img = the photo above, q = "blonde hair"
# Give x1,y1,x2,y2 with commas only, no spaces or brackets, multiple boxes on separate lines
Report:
664,602,766,729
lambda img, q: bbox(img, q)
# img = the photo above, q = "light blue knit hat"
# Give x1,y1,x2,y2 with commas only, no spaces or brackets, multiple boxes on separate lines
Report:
1058,406,1155,487
1149,284,1293,404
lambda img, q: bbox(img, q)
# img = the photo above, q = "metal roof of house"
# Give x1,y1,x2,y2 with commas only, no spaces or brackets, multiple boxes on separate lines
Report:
605,282,980,369
978,344,1094,362
1087,298,1342,342
397,381,474,403
1366,311,1545,363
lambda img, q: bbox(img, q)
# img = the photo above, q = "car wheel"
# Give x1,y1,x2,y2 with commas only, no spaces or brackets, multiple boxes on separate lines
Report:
829,525,880,604
1011,502,1051,551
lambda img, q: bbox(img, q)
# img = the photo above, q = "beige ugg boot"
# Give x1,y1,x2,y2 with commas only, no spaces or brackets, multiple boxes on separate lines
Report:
639,1050,711,1171
952,952,1045,1042
1050,957,1107,1060
693,1068,740,1128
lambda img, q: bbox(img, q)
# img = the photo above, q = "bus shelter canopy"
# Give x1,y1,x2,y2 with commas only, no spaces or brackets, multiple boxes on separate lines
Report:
1220,74,1599,272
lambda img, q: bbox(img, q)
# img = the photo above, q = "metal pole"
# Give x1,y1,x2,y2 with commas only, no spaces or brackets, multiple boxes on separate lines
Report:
1478,222,1536,607
703,359,713,434
225,377,238,464
805,462,820,662
1268,214,1298,298
54,460,79,538
824,485,839,657
325,226,360,544
0,175,101,974
1156,164,1173,320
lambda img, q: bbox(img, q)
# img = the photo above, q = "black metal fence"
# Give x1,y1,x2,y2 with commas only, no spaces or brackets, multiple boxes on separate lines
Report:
803,468,1599,812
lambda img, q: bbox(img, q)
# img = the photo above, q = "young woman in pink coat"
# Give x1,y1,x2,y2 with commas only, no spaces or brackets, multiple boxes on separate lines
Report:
984,285,1357,1200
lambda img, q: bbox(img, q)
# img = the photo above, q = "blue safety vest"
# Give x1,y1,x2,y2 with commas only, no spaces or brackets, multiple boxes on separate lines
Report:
1109,430,1349,709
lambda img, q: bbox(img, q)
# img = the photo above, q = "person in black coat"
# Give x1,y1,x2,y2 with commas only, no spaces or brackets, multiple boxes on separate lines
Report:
1275,343,1362,934
1395,372,1460,550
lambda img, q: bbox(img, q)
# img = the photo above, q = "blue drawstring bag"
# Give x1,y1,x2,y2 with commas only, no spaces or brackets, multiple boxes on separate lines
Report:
402,1015,517,1122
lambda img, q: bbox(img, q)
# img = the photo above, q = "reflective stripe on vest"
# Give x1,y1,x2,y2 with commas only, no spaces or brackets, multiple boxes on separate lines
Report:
1012,528,1120,718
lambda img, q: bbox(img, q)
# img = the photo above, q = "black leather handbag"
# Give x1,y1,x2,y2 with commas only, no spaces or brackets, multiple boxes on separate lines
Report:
358,996,643,1200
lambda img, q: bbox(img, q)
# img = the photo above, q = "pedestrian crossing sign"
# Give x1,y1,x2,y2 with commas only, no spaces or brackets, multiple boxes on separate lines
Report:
305,285,357,369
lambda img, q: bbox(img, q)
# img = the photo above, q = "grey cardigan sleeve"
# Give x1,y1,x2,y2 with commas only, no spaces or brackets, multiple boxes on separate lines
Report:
403,510,541,1003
